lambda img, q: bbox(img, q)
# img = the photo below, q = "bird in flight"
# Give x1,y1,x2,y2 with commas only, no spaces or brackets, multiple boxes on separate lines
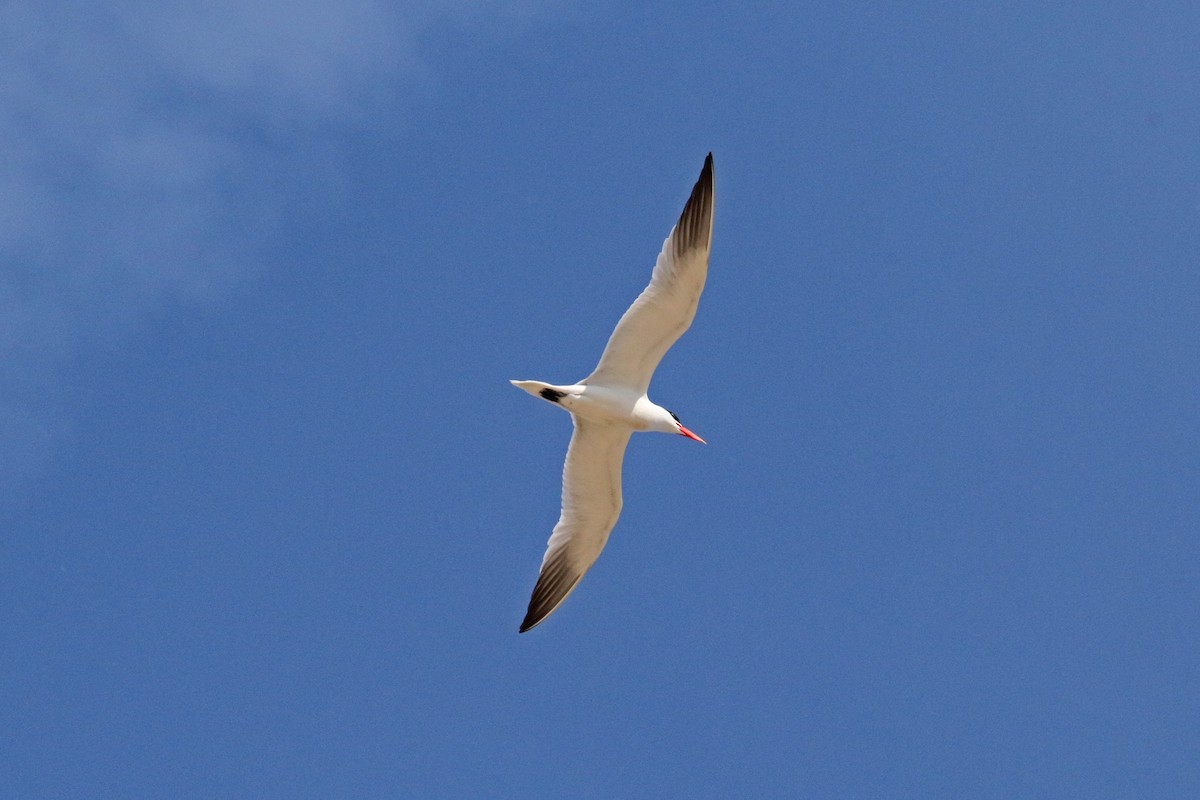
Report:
511,153,715,632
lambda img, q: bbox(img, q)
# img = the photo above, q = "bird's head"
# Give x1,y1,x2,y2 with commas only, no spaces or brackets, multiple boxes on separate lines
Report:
666,409,706,444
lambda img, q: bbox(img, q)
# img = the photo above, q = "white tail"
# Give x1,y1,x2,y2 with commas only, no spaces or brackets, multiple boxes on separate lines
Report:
510,379,550,397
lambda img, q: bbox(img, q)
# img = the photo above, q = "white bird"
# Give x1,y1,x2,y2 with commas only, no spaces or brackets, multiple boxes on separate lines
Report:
511,153,714,632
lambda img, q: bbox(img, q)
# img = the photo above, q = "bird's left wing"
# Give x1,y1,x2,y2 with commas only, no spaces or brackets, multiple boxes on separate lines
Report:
583,153,714,394
520,416,633,632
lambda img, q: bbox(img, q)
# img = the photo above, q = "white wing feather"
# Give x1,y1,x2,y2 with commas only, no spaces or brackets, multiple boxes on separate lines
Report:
520,416,632,632
584,153,714,394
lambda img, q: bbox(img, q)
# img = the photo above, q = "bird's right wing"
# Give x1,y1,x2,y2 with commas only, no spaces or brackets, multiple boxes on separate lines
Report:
520,416,633,632
584,153,715,394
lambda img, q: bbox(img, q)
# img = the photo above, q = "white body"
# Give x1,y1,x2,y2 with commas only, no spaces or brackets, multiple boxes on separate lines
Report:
512,154,715,632
509,381,681,434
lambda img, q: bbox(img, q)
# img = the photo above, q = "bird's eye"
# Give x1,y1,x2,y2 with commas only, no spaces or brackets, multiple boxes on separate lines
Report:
668,410,680,423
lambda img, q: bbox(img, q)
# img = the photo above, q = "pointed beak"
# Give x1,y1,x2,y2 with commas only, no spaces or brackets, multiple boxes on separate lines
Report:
678,425,706,444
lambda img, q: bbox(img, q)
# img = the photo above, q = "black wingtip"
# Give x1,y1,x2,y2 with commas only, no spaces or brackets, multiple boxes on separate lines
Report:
672,154,715,258
518,602,543,633
696,153,714,189
518,602,549,633
518,556,583,633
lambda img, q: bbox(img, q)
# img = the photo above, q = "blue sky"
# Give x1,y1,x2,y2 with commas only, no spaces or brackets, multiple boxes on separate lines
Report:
3,2,1199,797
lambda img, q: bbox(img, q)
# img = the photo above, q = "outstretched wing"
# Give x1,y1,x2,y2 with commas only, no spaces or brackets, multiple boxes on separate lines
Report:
584,153,715,394
520,416,633,632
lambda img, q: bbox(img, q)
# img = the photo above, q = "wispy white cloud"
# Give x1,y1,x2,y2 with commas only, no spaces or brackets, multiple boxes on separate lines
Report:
0,0,546,500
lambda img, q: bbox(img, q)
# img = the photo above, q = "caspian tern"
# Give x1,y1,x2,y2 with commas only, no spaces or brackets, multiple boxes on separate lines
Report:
511,153,714,632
